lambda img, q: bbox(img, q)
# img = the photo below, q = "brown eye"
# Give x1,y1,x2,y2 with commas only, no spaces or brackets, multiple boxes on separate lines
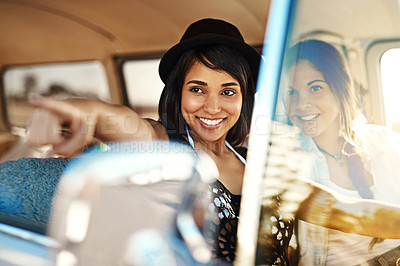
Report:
222,89,236,96
190,87,203,93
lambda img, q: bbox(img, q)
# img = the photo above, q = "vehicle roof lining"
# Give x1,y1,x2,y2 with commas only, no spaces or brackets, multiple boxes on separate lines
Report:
0,0,270,67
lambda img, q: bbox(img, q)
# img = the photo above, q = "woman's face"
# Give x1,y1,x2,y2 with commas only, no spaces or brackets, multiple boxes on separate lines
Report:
284,61,340,138
181,60,243,143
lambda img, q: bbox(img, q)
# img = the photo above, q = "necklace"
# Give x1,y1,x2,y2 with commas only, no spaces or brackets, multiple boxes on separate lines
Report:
317,145,345,167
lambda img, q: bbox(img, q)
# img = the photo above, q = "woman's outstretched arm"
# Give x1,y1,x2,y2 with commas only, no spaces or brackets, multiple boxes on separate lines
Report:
296,180,400,239
27,97,167,157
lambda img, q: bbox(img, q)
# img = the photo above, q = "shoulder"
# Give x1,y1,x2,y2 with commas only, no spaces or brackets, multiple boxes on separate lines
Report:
145,118,169,140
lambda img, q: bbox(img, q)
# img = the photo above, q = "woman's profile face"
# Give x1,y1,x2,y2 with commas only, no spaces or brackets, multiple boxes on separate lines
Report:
181,60,243,143
284,61,340,139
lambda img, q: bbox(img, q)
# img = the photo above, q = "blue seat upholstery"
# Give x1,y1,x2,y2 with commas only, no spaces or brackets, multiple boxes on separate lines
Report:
0,158,70,229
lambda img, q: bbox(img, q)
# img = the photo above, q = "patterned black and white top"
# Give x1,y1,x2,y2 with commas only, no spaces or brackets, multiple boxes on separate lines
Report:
168,132,293,265
206,179,293,265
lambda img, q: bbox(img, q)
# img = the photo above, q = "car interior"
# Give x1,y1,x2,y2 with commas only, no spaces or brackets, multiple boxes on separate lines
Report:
1,0,400,265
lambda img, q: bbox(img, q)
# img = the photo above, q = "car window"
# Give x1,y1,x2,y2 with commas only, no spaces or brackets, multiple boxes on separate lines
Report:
243,0,400,265
3,61,110,128
122,59,163,120
380,47,400,132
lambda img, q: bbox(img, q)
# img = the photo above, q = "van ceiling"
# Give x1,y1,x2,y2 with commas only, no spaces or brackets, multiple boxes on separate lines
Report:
0,0,270,68
291,0,400,43
1,0,400,69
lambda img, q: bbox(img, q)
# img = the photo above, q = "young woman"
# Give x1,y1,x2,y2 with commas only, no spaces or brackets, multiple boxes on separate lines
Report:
27,18,285,264
283,39,400,266
27,21,400,265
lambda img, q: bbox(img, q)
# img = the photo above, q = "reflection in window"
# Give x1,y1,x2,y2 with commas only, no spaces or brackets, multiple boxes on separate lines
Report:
3,61,110,128
380,48,400,132
123,59,164,120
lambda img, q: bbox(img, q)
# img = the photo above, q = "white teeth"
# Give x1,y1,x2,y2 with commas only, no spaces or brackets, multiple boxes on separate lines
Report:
199,117,224,126
299,114,319,121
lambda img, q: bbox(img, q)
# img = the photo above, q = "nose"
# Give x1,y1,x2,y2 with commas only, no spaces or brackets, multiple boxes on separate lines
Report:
203,94,221,115
296,91,312,110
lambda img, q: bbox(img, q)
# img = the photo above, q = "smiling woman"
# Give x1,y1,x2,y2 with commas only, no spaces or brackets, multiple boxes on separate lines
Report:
180,60,243,147
26,18,267,264
284,61,342,139
282,39,400,266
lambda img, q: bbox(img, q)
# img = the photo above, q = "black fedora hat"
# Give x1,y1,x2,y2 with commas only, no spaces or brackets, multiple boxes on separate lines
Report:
158,18,261,84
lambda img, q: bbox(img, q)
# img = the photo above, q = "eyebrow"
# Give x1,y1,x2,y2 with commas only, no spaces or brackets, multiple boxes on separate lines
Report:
307,79,326,86
222,82,240,87
186,80,239,87
186,80,207,86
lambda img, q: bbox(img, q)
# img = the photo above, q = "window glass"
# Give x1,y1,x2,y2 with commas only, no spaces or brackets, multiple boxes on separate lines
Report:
3,61,110,128
122,59,164,120
249,0,400,265
380,48,400,132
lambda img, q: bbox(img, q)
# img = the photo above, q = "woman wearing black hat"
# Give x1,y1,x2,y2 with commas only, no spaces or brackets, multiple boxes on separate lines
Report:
28,18,280,264
26,18,400,265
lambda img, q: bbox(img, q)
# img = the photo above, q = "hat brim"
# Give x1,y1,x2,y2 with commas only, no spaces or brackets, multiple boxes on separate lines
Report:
159,34,261,84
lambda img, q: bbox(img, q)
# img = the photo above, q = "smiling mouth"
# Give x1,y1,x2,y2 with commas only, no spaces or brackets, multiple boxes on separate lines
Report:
299,114,320,121
198,117,224,126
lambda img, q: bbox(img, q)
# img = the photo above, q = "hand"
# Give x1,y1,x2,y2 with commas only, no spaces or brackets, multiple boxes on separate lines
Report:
27,97,98,157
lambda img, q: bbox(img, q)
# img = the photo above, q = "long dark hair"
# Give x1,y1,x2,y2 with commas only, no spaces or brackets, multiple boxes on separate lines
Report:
284,40,382,247
283,39,360,145
158,44,256,146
